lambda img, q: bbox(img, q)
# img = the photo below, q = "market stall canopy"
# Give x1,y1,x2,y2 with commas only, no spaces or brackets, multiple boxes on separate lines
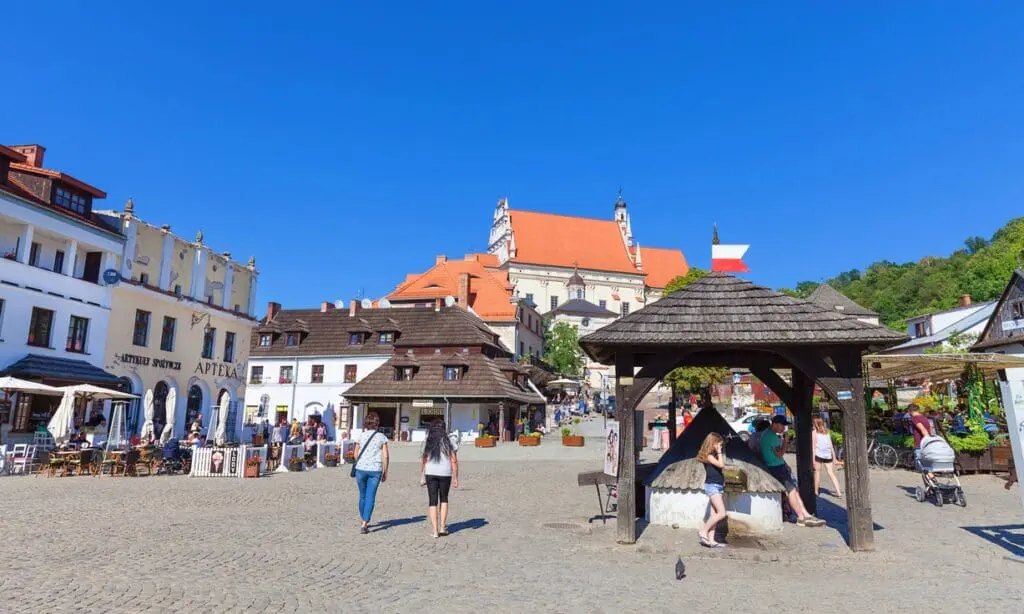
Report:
0,376,64,395
58,384,138,400
546,378,580,389
863,353,1024,381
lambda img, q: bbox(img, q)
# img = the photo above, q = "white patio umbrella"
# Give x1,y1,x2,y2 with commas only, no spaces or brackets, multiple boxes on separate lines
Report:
547,378,580,389
58,384,138,400
0,376,63,445
164,387,177,439
47,392,77,446
159,424,173,446
140,389,155,441
215,393,230,446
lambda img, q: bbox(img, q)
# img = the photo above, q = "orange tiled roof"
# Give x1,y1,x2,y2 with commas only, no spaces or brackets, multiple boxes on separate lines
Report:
10,162,106,198
507,210,637,274
641,246,690,289
388,254,518,321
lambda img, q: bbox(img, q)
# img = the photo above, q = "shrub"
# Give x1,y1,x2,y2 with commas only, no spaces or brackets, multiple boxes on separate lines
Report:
830,431,843,447
561,427,571,437
948,432,992,454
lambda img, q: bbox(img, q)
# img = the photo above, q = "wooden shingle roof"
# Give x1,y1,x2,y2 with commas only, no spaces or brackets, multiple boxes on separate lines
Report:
807,283,878,317
581,272,907,363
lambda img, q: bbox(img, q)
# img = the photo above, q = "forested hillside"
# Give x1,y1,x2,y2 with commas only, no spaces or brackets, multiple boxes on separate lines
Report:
781,218,1024,330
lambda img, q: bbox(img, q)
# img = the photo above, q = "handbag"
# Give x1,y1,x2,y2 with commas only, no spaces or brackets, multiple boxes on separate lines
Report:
350,430,379,478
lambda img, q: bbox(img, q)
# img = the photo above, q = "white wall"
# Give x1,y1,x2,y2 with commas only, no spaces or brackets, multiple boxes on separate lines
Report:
243,354,390,436
508,264,646,317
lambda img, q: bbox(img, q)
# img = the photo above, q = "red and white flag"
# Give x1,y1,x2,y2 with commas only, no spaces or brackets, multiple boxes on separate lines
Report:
711,244,749,273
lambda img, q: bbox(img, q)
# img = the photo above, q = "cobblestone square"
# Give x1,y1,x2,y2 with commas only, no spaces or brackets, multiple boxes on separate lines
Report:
1,443,1023,613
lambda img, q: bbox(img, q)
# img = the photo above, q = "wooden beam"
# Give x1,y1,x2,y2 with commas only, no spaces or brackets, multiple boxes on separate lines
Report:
791,369,816,515
615,351,637,545
749,367,794,408
783,348,873,552
667,387,677,446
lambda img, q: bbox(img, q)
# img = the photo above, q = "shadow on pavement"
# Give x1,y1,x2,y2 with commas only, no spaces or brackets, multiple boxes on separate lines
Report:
815,496,885,545
961,524,1024,558
447,518,488,533
897,485,919,497
371,515,426,532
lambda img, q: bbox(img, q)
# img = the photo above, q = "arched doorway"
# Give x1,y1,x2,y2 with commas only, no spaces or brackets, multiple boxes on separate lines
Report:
117,376,139,434
186,385,203,432
153,381,169,430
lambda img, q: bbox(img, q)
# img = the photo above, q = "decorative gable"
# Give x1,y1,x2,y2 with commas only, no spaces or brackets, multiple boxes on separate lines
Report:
973,270,1024,351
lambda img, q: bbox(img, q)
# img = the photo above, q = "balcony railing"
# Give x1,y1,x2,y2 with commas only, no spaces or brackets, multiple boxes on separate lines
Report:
0,255,112,307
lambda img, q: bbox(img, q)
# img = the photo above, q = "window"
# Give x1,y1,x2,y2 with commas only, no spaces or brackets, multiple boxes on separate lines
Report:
379,331,395,344
520,341,525,357
599,299,607,310
344,364,357,383
621,302,630,316
527,314,532,329
55,187,88,215
223,331,236,363
258,334,271,347
395,367,415,381
132,310,151,347
140,272,150,285
53,250,65,274
202,327,216,359
65,315,89,353
913,322,929,338
286,333,299,346
525,293,534,305
279,366,294,384
550,296,559,310
444,366,462,381
311,364,324,383
349,333,363,345
160,316,176,352
28,242,40,267
1012,300,1024,320
174,284,182,297
27,307,54,347
575,289,584,299
250,366,263,384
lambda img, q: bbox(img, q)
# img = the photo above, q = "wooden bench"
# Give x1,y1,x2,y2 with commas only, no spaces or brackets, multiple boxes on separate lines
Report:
577,463,658,524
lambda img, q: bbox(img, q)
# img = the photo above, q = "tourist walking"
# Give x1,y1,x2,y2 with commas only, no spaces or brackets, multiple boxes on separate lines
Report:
812,416,842,498
421,419,459,538
697,432,727,548
353,412,389,534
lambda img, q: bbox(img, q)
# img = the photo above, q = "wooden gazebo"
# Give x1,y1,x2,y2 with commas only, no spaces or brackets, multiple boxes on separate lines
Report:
579,273,907,551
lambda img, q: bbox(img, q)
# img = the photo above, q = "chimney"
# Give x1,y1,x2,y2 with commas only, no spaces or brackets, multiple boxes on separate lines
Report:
959,294,972,308
266,301,281,321
436,255,447,264
458,272,471,308
435,297,442,311
320,301,334,313
464,254,478,262
9,144,45,168
349,299,360,317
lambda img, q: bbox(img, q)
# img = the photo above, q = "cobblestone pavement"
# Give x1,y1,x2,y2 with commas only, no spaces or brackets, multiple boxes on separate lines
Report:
1,444,1023,613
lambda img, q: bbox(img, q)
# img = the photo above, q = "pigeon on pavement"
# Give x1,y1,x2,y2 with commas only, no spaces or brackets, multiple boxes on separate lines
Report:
675,556,686,580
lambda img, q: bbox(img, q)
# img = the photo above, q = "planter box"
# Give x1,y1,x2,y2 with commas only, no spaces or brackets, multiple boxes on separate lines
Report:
288,462,304,472
252,436,265,446
324,459,339,467
561,435,584,447
956,452,980,473
475,437,496,448
518,435,540,447
992,446,1013,471
244,464,260,478
977,448,994,472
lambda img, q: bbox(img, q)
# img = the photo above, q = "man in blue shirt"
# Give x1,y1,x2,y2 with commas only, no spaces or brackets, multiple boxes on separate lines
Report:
760,416,825,527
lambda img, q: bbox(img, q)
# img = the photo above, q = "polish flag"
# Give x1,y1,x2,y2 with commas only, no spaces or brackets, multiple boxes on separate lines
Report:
711,244,749,273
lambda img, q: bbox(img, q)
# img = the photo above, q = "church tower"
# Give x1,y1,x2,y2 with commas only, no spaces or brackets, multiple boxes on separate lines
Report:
614,190,633,250
566,265,586,300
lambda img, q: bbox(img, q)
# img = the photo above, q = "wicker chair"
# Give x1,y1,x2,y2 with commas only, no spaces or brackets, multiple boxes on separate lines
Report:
68,449,95,476
136,447,156,476
45,452,68,478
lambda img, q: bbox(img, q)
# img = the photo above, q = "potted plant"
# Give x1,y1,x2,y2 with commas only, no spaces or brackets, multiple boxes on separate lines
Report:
243,456,261,478
562,417,584,447
475,433,497,448
323,452,340,467
518,431,541,446
287,456,304,472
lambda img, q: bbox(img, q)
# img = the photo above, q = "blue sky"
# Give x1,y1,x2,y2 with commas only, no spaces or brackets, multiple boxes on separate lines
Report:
5,2,1024,307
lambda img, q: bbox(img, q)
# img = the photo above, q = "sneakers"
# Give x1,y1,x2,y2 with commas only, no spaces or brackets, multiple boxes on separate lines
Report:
796,516,826,527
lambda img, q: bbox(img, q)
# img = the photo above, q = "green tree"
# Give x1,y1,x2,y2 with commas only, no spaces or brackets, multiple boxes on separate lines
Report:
663,267,709,295
542,321,585,376
661,268,729,407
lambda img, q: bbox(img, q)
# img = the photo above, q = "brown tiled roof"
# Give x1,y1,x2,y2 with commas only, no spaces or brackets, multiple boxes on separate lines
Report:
250,306,503,357
342,351,545,404
9,162,107,197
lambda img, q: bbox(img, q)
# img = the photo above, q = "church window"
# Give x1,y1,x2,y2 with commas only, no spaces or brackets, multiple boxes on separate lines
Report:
550,296,558,310
621,302,630,316
575,289,583,300
599,300,607,310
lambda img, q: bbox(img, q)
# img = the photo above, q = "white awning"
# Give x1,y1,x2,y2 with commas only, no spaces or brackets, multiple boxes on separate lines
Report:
863,353,1024,381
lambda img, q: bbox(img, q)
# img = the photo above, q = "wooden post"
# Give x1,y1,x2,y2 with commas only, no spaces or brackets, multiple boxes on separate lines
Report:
791,369,816,515
498,402,506,443
615,351,636,544
667,387,677,445
823,353,873,551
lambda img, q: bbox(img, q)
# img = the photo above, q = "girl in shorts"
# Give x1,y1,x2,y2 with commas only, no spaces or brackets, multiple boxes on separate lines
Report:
697,432,727,548
812,416,842,498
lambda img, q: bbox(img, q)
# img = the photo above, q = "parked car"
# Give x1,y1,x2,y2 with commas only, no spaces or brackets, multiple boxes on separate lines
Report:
727,411,762,440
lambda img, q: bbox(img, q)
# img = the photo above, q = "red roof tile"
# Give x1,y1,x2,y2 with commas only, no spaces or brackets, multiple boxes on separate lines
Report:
388,254,519,321
508,210,637,274
641,246,690,289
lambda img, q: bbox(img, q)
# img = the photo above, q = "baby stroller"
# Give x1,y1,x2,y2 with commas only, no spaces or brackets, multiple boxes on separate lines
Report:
914,436,966,507
158,438,183,475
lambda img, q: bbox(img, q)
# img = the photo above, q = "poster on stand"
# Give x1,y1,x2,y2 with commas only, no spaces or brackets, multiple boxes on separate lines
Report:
604,421,619,477
999,369,1024,511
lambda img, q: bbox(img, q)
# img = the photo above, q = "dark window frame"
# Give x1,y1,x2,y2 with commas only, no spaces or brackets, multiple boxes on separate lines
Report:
286,333,299,346
279,366,294,384
27,307,55,348
349,333,364,345
550,296,558,310
344,364,357,383
53,249,65,274
28,242,40,267
202,327,216,359
54,186,90,215
223,331,236,363
378,331,395,344
621,301,630,316
250,366,263,384
132,309,151,347
258,334,272,347
311,364,325,384
443,366,462,382
65,315,89,353
160,316,176,352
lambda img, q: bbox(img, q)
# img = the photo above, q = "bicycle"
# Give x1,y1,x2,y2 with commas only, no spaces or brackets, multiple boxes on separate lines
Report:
837,431,900,469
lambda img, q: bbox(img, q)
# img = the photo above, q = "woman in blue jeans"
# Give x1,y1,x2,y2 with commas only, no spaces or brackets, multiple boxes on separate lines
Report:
353,412,389,534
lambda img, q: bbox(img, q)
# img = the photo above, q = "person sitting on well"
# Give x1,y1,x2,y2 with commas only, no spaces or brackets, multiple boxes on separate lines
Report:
759,415,825,527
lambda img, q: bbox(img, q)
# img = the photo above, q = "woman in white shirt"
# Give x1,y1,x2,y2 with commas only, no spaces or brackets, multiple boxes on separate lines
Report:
421,419,459,538
812,416,842,498
353,412,389,534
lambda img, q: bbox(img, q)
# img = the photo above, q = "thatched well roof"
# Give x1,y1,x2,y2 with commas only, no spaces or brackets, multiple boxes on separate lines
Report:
646,406,784,494
580,273,907,363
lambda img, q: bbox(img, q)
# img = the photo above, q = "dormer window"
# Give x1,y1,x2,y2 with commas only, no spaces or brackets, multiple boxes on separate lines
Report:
379,331,395,344
259,334,272,347
54,187,89,215
349,333,364,345
286,333,299,346
444,366,462,381
395,367,416,381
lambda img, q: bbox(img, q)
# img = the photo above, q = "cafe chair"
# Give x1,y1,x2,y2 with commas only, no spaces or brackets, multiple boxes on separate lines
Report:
46,452,68,478
68,449,95,476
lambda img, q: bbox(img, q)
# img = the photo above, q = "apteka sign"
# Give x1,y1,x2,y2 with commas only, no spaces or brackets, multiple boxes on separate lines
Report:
193,360,239,379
